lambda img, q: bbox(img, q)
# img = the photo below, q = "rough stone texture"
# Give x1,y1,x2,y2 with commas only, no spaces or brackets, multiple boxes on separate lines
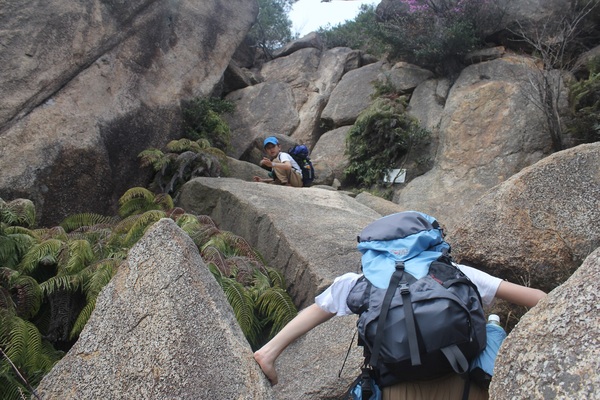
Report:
465,46,507,65
226,46,364,157
310,125,352,185
354,191,405,216
386,61,434,91
225,81,301,159
222,60,256,95
0,0,258,226
289,47,363,146
490,247,600,400
321,61,386,128
451,142,600,293
177,177,381,309
495,0,571,39
224,156,270,182
261,48,322,100
574,44,600,77
35,218,273,399
406,77,450,131
273,315,363,400
395,55,555,233
273,32,324,58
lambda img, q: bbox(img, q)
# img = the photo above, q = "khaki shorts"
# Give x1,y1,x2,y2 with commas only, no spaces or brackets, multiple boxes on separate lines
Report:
272,156,303,187
383,374,488,400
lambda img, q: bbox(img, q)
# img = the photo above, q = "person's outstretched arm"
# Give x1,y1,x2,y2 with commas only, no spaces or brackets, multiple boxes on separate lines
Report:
254,303,336,385
495,280,546,308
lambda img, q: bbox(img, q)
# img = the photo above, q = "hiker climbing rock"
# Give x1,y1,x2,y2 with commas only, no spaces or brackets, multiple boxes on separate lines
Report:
253,211,546,399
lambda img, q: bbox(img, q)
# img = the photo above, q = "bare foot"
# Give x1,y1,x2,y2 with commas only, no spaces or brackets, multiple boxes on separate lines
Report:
253,349,278,385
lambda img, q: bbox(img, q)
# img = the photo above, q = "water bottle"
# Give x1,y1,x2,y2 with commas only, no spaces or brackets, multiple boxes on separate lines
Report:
470,314,507,389
488,314,501,327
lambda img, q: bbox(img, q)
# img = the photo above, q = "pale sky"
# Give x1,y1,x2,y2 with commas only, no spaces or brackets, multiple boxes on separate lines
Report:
289,0,380,37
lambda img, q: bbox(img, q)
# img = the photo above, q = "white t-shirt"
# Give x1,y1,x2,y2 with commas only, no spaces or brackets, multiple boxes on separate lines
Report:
278,152,302,174
315,264,503,316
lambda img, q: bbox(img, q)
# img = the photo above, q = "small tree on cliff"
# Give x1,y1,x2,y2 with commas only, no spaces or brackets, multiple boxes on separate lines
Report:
512,0,600,151
249,0,298,57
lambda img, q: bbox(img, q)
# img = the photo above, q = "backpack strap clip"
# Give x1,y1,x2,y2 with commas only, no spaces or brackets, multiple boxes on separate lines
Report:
399,282,410,295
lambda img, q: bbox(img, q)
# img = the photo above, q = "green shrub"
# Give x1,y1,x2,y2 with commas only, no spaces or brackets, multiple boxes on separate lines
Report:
248,0,296,54
319,0,504,76
344,97,430,187
379,0,502,74
182,97,234,152
318,5,390,58
567,62,600,144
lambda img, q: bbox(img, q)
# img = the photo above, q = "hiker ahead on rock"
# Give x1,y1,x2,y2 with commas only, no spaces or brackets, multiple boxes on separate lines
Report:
252,136,303,187
253,211,547,399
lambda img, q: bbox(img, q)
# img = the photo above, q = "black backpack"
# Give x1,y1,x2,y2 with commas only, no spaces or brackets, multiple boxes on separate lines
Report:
287,144,315,187
346,212,487,388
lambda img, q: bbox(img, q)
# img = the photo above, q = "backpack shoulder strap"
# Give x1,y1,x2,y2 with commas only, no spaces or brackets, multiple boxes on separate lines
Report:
369,261,420,369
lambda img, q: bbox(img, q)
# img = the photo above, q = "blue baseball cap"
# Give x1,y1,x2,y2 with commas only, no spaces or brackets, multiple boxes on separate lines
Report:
263,136,279,148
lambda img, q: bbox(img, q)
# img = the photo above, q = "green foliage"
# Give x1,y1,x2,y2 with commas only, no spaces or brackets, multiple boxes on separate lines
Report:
1,181,297,389
249,0,297,54
0,198,36,228
318,5,390,57
319,0,504,75
377,0,500,74
60,213,119,233
182,97,234,152
567,65,600,144
140,87,232,201
118,187,174,218
0,310,63,400
344,97,430,187
255,284,297,340
203,232,297,350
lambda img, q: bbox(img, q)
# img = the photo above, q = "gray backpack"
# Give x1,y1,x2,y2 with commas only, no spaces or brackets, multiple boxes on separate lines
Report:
346,211,487,387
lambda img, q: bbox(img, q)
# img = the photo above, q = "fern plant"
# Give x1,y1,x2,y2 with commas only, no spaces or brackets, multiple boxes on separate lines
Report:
1,190,298,396
139,139,228,196
0,310,63,400
201,231,297,350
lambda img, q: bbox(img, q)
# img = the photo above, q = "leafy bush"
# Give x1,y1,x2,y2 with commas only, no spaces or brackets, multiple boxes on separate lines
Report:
344,97,430,188
319,0,503,75
318,5,391,58
248,0,296,55
378,0,503,74
567,61,600,144
182,97,235,152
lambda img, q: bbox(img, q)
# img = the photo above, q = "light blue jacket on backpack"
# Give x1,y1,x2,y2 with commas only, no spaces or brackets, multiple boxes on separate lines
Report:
357,211,450,288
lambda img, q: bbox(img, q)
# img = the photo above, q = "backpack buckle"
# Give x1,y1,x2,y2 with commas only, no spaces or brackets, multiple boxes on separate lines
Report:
399,282,410,295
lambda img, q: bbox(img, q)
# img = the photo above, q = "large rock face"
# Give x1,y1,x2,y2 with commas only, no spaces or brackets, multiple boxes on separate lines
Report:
490,247,600,400
0,0,258,226
225,45,366,159
35,218,273,399
395,56,556,232
451,142,600,293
